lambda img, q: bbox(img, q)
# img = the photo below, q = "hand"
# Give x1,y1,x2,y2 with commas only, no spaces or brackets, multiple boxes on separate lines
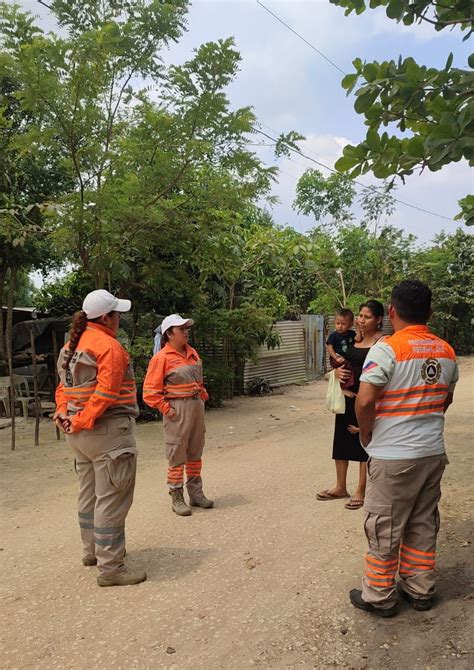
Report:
335,355,345,363
334,366,351,382
360,431,372,447
53,411,70,432
347,424,360,435
167,408,176,420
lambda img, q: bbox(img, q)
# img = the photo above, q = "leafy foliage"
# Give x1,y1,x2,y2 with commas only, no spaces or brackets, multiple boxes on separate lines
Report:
330,0,474,224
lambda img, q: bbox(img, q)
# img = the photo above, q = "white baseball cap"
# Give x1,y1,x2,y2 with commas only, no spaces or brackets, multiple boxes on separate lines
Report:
161,313,194,335
82,289,132,320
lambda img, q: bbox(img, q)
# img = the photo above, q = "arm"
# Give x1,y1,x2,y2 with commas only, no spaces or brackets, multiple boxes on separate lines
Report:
355,382,385,447
68,344,127,432
326,342,344,361
356,341,396,445
143,353,172,416
53,381,69,429
199,378,209,403
193,350,209,402
54,381,68,414
444,359,459,414
444,391,454,413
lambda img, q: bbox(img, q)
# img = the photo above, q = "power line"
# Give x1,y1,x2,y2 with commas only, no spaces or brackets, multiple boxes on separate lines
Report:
255,2,458,223
256,0,346,75
252,127,456,223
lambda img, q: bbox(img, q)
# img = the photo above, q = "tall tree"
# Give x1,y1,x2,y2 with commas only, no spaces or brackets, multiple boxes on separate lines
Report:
330,0,474,225
0,0,190,285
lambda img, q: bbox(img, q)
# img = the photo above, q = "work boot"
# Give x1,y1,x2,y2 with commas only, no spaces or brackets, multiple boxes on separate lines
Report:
398,584,434,611
170,488,192,516
349,589,398,618
97,567,147,587
189,493,214,509
82,556,97,566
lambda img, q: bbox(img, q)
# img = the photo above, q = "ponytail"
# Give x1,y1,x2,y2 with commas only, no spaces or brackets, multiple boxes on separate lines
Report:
160,327,173,350
63,310,88,370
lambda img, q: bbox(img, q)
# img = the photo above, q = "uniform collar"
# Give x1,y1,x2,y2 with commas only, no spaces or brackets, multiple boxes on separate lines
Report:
87,322,117,338
398,324,430,335
163,342,193,359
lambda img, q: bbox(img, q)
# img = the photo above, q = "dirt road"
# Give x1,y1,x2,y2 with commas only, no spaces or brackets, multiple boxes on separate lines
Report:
1,358,472,669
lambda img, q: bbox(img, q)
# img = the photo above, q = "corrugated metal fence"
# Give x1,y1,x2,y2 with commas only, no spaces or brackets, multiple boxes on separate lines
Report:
243,321,307,388
242,313,394,391
243,316,325,390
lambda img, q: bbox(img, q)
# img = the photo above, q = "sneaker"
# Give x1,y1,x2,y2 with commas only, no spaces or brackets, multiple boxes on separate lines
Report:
82,557,97,566
398,584,434,611
97,567,147,587
189,494,214,509
170,488,192,516
349,589,398,617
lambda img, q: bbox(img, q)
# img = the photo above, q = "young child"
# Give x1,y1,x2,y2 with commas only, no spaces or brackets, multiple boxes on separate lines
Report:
326,308,359,391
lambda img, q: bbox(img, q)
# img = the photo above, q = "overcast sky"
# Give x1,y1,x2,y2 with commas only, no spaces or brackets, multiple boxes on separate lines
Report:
19,0,473,245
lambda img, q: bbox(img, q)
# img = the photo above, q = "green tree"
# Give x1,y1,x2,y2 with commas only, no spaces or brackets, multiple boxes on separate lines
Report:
330,0,474,224
0,0,190,285
293,169,355,226
414,228,473,352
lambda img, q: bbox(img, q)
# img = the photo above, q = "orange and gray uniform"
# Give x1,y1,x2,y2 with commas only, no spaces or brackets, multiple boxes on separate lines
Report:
142,343,209,497
56,323,139,576
359,325,458,608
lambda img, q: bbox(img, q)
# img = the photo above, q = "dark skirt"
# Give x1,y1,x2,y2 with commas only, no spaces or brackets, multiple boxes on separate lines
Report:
332,395,369,462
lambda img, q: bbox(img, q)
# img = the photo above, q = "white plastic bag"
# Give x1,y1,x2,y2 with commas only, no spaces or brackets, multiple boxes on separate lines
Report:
326,370,346,414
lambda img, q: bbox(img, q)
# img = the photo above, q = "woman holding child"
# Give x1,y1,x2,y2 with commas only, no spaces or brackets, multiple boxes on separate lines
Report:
317,300,385,510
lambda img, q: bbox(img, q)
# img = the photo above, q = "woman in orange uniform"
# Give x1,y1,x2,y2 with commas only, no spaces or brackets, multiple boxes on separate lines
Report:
143,314,213,516
54,289,146,587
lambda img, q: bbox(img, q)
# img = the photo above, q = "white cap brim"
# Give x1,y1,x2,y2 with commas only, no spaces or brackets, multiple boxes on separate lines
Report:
115,298,132,313
162,315,194,334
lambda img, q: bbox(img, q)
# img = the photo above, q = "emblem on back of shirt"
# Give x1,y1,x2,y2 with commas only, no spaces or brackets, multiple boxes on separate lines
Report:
421,358,442,385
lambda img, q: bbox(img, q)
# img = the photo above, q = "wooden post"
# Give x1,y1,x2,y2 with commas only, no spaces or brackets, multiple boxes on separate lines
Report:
52,329,61,440
30,328,41,447
6,266,16,451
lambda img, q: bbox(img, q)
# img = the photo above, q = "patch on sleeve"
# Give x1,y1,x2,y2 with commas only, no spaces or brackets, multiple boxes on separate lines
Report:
362,360,378,373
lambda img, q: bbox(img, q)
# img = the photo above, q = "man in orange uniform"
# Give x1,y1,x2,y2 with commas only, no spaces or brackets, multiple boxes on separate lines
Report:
351,280,458,616
143,314,213,516
55,290,146,587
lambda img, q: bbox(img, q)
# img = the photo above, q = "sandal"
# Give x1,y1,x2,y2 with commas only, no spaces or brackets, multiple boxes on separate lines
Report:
317,490,350,501
345,498,364,510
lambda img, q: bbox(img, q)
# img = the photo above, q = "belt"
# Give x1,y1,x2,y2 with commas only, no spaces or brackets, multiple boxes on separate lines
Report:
170,395,200,402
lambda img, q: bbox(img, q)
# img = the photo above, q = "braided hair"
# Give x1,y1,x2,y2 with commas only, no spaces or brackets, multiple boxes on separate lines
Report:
62,310,88,370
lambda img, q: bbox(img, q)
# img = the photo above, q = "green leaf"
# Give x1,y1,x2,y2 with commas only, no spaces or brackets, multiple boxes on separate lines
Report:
445,52,454,71
366,129,381,151
363,63,378,82
354,89,379,113
468,53,474,69
341,73,358,93
335,155,359,172
386,0,404,20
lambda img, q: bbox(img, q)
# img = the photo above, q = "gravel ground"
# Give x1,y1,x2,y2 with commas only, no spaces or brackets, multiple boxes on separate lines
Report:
1,357,472,669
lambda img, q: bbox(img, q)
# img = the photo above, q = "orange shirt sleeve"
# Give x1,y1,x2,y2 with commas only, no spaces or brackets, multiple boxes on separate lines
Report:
69,342,127,432
195,351,209,402
143,352,171,415
54,382,68,414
